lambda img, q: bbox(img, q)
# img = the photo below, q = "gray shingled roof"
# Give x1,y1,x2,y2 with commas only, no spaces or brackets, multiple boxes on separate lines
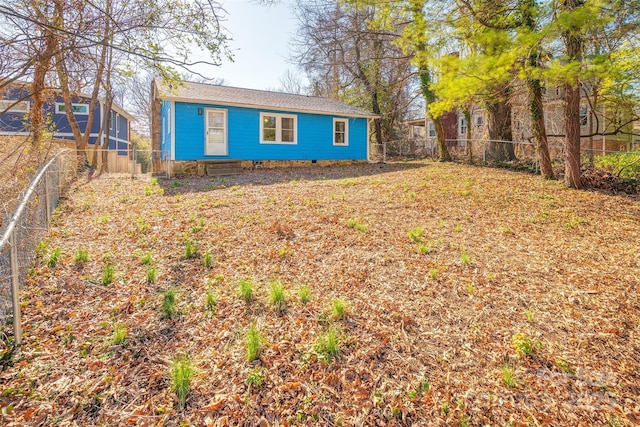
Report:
155,79,377,118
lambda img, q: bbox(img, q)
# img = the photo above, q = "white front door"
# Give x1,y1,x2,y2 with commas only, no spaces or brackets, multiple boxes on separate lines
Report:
205,109,227,156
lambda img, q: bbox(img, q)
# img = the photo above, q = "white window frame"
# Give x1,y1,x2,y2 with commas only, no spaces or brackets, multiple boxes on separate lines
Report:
55,102,89,115
259,112,297,144
459,117,467,136
333,118,349,146
205,108,228,156
428,122,435,137
579,106,588,126
0,100,30,113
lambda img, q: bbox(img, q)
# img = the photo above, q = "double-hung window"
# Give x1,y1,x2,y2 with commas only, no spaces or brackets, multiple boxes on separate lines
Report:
333,118,348,145
459,117,467,136
579,106,588,126
428,122,435,137
260,112,297,144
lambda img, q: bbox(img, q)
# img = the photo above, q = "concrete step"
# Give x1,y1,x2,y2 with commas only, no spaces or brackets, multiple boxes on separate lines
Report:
205,161,243,176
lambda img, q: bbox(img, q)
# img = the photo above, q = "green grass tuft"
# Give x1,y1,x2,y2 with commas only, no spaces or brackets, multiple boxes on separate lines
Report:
331,298,347,320
205,289,217,314
48,247,62,268
202,250,213,268
269,280,287,313
298,284,310,304
101,264,115,285
146,266,157,284
503,363,517,387
111,324,127,346
170,355,194,408
314,325,341,362
185,239,198,259
245,323,262,362
239,278,254,304
407,227,424,242
162,288,177,319
74,248,88,264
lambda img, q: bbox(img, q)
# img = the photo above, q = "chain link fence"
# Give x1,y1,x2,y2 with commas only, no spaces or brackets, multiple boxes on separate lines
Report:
0,150,77,347
376,137,639,178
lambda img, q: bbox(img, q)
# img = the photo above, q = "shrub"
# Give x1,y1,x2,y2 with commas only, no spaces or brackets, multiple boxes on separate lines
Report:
594,151,640,179
332,298,347,320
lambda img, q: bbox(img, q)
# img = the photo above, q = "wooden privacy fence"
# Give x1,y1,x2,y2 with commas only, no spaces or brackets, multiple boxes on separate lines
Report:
0,150,77,347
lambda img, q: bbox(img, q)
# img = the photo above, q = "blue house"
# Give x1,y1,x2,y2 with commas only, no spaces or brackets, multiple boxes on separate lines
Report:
151,79,377,174
0,83,133,152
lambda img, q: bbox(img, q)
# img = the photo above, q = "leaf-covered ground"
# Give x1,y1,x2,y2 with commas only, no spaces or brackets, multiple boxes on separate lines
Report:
1,161,639,426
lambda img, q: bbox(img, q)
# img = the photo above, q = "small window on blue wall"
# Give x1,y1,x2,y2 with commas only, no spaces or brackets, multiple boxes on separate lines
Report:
333,118,348,146
55,102,89,115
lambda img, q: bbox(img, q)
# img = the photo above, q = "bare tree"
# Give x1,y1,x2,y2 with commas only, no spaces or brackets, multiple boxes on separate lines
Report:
292,0,416,144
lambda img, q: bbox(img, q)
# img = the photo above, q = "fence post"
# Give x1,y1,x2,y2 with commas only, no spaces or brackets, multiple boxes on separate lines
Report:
9,230,22,348
44,169,51,226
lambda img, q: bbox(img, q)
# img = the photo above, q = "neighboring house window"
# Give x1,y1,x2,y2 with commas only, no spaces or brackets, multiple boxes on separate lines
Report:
260,112,297,144
580,106,588,126
55,102,89,115
476,115,483,127
0,100,30,113
428,122,435,137
459,117,467,136
333,118,348,145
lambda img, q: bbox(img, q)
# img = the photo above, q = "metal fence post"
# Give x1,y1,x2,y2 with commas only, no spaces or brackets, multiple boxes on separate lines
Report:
9,230,22,348
44,169,51,225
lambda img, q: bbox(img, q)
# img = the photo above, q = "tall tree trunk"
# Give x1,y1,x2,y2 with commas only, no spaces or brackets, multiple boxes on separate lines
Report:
520,0,554,179
29,0,60,147
464,106,472,163
486,88,515,161
434,117,451,162
562,0,584,189
528,78,554,179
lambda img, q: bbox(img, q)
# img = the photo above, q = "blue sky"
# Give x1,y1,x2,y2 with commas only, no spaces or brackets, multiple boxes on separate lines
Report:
193,1,302,90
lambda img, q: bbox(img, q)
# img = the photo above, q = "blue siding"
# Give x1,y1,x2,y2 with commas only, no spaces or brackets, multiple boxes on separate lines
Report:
1,87,130,151
169,101,368,161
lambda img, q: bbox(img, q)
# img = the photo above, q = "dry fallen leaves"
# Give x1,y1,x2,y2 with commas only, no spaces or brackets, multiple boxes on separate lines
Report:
1,160,639,426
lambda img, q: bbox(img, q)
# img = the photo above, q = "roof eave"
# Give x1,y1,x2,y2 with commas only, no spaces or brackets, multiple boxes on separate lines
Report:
157,95,378,119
